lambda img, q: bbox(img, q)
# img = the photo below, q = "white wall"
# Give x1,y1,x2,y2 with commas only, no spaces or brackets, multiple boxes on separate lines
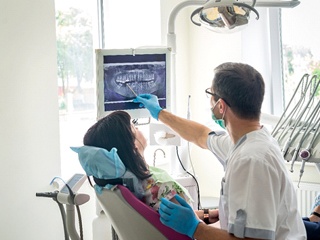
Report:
187,15,244,198
0,0,63,239
160,1,242,198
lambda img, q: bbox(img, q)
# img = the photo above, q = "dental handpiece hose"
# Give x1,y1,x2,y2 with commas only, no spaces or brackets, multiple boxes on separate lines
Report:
36,191,69,240
298,159,307,188
187,95,191,120
66,204,80,240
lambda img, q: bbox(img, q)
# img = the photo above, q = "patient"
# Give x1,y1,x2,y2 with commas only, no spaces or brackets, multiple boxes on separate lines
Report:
303,193,320,240
76,110,192,211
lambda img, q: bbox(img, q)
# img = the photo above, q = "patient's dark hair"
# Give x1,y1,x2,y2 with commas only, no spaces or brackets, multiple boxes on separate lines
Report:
83,111,151,180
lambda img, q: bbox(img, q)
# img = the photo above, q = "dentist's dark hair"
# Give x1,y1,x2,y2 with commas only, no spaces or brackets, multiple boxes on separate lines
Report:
212,62,265,120
83,110,151,180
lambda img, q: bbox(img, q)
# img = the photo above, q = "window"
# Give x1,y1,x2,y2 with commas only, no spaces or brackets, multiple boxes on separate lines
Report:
55,0,161,178
55,0,97,177
281,1,320,106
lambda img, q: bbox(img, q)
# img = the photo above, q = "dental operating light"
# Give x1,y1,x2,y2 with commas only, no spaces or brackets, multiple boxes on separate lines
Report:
190,0,300,33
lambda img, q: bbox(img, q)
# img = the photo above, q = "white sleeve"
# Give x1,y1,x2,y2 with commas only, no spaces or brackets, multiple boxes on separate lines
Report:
206,132,232,169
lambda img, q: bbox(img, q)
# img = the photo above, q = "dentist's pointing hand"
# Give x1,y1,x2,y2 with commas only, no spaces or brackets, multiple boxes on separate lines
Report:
159,195,201,238
133,94,163,120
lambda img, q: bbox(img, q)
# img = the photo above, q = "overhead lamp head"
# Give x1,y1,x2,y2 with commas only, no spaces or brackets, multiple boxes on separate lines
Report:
191,0,259,33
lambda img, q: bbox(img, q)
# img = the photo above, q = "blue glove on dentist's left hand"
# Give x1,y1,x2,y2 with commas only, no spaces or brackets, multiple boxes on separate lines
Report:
159,195,201,238
133,94,163,120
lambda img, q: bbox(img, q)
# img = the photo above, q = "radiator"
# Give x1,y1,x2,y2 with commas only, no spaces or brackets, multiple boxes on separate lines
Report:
294,182,320,217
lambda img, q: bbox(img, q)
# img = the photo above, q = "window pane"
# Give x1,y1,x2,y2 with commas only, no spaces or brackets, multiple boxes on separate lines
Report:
55,0,97,177
281,1,320,106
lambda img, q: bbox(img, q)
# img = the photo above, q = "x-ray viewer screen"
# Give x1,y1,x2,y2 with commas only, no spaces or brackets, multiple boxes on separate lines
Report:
104,54,166,109
96,48,171,119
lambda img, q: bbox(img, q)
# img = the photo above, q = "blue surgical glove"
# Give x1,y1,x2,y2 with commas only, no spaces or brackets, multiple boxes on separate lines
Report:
159,195,201,238
133,94,162,120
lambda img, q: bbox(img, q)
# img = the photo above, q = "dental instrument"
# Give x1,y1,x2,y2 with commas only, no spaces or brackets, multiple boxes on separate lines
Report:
36,174,90,240
126,82,138,97
272,73,320,182
297,111,320,182
277,76,315,158
289,101,320,173
300,118,320,164
298,116,320,187
272,74,319,158
272,74,309,137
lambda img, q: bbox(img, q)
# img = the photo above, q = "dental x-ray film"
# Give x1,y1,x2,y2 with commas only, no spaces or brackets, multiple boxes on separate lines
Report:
96,48,171,120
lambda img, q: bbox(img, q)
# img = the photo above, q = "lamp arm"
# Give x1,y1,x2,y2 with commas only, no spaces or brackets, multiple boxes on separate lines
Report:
167,0,206,115
168,0,206,41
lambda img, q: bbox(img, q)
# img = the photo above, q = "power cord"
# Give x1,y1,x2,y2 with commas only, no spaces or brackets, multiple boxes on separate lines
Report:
175,146,202,210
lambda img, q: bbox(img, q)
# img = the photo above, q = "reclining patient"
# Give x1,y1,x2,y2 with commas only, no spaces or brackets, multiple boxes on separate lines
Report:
72,110,192,211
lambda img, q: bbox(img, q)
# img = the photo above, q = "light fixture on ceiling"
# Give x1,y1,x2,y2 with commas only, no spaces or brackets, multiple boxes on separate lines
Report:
167,0,300,117
190,0,300,33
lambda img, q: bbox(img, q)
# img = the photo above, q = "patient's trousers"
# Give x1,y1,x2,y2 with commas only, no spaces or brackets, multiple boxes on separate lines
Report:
303,217,320,240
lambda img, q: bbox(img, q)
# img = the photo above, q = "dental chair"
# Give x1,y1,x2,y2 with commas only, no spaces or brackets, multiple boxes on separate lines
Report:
96,184,191,240
71,145,191,239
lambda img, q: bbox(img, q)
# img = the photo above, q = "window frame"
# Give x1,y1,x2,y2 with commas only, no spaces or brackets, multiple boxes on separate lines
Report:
241,7,285,120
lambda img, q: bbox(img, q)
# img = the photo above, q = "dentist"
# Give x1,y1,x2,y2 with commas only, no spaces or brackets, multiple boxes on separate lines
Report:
133,62,306,240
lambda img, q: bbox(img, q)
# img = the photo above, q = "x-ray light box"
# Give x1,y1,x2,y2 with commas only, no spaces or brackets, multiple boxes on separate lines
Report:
96,48,172,120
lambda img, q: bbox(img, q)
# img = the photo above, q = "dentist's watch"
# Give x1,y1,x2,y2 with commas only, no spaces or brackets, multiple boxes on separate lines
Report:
203,208,210,224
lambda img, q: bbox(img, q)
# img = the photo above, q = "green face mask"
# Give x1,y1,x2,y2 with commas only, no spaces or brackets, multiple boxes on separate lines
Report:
211,100,226,129
211,113,226,129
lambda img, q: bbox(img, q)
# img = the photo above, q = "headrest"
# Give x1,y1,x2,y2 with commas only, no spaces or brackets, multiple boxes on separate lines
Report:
71,146,145,197
70,146,126,179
